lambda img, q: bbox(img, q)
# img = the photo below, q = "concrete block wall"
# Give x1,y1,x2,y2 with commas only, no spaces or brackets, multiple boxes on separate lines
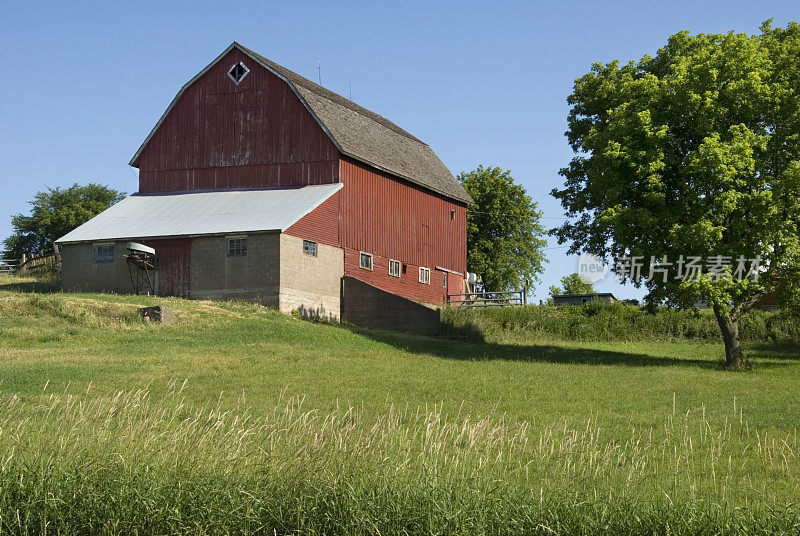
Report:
61,237,442,337
190,232,280,307
279,234,343,320
341,276,440,336
60,242,133,294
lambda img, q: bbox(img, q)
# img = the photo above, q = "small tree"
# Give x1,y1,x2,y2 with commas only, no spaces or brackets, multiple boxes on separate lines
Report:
459,166,547,291
551,22,800,369
549,273,595,297
3,183,125,259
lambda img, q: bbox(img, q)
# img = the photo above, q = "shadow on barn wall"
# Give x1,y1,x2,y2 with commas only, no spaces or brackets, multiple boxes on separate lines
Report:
294,303,337,323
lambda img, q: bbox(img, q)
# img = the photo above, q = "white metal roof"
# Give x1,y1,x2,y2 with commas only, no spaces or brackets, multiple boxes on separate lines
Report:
56,184,342,244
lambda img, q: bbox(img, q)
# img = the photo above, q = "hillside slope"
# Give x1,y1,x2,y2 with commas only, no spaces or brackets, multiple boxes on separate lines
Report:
1,275,799,429
2,276,800,534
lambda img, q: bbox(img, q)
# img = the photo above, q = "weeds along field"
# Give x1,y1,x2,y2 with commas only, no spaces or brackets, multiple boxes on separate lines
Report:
441,301,800,344
1,275,800,534
2,386,800,535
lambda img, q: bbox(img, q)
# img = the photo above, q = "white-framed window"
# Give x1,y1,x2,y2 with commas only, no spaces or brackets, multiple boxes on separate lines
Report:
419,267,430,284
359,252,373,271
443,272,448,288
94,243,114,263
388,259,401,277
228,62,250,84
450,209,456,221
227,236,247,257
302,239,318,257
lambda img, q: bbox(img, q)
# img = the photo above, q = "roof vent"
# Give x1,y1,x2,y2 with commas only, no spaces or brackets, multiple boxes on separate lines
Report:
228,62,250,84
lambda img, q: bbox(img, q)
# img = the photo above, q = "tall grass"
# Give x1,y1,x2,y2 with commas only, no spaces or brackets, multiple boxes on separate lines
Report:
442,302,800,344
0,293,142,327
1,385,798,535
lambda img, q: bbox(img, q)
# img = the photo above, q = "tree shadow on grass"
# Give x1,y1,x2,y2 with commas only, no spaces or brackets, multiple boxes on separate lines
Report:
0,279,61,294
341,325,795,370
745,341,800,361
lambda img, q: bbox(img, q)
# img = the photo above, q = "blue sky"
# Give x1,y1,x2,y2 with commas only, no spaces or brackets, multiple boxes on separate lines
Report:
1,1,796,302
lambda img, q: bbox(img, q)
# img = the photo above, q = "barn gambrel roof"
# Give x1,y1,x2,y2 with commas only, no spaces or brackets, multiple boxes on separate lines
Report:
130,42,473,205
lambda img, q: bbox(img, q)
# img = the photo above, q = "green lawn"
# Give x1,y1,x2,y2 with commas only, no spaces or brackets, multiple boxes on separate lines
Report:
2,275,800,534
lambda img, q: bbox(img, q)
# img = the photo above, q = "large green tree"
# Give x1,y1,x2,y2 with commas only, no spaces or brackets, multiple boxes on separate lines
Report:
3,183,125,259
549,273,595,297
552,22,800,368
459,166,547,291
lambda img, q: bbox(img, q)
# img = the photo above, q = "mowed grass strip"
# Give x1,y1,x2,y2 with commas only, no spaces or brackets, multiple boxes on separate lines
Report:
1,275,800,534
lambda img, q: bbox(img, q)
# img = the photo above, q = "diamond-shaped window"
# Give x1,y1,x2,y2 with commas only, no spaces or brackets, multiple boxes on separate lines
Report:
228,62,250,84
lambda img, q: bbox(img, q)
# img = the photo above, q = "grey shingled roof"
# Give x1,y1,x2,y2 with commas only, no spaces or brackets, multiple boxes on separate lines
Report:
130,43,472,205
238,44,472,204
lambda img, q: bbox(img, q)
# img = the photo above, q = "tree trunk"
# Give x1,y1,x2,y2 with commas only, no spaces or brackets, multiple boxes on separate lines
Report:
714,309,745,369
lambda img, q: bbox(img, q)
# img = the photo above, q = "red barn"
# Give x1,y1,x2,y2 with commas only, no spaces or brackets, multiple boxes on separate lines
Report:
57,43,472,325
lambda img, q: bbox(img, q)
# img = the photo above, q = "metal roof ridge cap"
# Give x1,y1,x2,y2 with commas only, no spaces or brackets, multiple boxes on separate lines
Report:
132,183,341,197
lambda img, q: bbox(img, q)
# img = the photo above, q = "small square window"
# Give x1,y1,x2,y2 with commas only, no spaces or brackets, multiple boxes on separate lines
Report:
227,237,247,257
443,272,448,288
228,62,250,84
303,239,318,257
402,263,407,274
450,210,456,221
94,244,114,263
388,259,401,277
419,267,430,284
359,252,373,270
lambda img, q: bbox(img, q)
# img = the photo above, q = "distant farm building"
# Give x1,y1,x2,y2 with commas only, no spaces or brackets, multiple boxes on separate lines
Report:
552,293,617,306
57,43,472,324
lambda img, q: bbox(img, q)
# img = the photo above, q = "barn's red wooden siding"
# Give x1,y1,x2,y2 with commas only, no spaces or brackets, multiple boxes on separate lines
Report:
283,158,467,304
284,190,340,247
142,238,192,298
344,250,460,304
133,47,469,305
338,158,467,304
135,48,339,193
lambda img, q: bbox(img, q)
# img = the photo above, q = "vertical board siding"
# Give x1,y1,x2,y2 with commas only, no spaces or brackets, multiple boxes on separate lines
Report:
284,191,340,247
136,48,339,193
339,158,467,304
142,238,192,298
344,250,463,305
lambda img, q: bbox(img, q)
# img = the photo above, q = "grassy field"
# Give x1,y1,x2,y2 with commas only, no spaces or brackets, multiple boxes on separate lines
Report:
2,275,800,534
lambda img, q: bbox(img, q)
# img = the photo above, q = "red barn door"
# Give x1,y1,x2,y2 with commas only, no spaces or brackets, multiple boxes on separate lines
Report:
146,239,192,298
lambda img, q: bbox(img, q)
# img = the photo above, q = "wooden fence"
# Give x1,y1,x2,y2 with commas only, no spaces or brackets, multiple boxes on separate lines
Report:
20,252,59,271
1,249,61,274
0,259,18,274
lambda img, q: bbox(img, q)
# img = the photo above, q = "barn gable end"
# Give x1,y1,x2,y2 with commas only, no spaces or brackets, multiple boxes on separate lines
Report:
134,46,340,193
132,42,472,205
